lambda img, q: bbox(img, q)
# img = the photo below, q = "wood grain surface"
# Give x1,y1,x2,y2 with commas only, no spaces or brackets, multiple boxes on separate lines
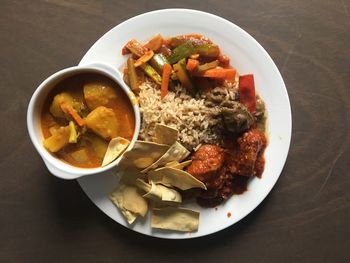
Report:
0,0,349,262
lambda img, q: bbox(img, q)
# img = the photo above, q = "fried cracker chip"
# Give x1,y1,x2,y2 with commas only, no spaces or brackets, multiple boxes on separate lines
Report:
119,167,146,185
151,207,200,232
165,160,192,170
102,137,130,166
136,179,182,204
147,167,206,190
153,124,179,145
109,184,148,224
142,141,190,172
118,141,170,169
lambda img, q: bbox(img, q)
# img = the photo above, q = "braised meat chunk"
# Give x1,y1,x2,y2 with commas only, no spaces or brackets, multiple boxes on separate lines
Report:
186,129,267,207
186,144,224,183
221,100,254,134
205,86,255,134
186,144,228,207
236,129,267,177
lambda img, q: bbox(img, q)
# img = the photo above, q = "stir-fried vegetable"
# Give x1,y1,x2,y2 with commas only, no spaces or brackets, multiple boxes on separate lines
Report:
127,57,139,93
189,53,200,59
144,34,163,51
239,74,256,113
121,34,260,102
193,68,236,80
166,34,211,48
134,50,154,67
161,64,172,99
197,60,219,72
150,53,170,74
173,59,196,95
167,43,220,64
125,39,147,57
167,42,194,64
218,54,230,67
186,59,199,72
140,63,162,86
121,35,229,95
193,44,220,58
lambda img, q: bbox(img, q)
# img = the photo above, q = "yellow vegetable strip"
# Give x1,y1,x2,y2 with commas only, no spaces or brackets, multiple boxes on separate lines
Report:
134,50,154,67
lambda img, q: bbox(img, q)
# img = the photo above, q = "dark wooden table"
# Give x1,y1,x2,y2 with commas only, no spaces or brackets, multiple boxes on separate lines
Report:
1,0,349,262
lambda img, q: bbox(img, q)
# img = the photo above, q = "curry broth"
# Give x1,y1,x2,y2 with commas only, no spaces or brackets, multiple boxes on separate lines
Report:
41,73,135,168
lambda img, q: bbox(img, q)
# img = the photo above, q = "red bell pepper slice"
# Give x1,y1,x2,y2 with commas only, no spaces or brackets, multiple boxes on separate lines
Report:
239,74,256,113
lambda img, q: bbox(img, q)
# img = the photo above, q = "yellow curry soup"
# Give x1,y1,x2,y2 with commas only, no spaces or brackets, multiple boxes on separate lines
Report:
41,73,135,168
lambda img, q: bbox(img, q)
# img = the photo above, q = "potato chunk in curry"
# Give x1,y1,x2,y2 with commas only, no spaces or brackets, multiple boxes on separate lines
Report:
43,126,70,152
83,82,117,110
83,133,109,160
85,106,119,140
49,92,74,118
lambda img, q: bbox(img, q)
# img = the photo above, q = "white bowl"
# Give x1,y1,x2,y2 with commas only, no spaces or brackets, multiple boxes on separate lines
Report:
27,62,141,179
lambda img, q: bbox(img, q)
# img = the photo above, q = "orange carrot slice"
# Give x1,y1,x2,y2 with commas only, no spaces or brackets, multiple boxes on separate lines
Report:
60,104,85,126
193,68,236,80
161,64,172,99
186,59,199,71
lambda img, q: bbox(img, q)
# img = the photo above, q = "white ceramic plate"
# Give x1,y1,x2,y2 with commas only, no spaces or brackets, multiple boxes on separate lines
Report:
78,9,291,239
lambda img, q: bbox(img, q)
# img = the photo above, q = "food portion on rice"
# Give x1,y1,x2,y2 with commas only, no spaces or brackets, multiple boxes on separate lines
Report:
110,33,268,232
138,82,223,149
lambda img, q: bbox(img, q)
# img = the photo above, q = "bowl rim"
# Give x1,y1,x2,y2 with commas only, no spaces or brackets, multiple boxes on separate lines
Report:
27,63,141,179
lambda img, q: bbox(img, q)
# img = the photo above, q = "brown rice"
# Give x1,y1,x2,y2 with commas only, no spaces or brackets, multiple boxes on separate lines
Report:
137,81,223,149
